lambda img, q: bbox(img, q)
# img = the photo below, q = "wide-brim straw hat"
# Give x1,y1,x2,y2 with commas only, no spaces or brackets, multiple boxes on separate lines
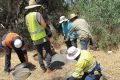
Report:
67,46,81,60
25,4,41,9
59,16,68,23
25,0,41,9
69,13,77,20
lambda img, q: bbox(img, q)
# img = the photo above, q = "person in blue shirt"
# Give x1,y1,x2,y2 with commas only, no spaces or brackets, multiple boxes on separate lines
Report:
59,16,77,48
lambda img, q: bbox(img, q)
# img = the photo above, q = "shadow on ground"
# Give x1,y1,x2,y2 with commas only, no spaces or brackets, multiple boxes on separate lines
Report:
14,62,36,71
50,61,65,70
26,62,36,71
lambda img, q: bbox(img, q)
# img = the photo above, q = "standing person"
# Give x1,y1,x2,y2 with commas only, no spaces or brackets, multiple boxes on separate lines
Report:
59,16,77,48
25,0,53,73
66,46,103,80
0,32,28,74
67,13,93,50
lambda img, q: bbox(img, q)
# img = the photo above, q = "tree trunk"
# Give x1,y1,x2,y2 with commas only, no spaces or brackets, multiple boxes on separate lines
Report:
5,0,12,30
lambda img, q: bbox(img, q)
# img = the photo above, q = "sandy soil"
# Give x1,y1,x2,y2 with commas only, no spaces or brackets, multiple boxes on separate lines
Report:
0,47,120,80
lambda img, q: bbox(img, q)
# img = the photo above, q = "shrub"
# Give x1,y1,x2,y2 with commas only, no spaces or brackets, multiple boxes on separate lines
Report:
68,0,120,50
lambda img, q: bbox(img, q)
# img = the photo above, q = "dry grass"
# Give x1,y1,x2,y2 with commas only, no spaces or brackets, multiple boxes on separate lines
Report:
0,46,120,80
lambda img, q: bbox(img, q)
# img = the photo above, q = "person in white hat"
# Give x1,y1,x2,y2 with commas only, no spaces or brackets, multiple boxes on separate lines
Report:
25,0,53,73
0,32,28,75
67,13,93,50
66,46,103,80
59,16,77,48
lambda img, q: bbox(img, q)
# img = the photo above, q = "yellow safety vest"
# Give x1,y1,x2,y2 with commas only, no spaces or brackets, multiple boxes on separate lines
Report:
26,12,46,41
72,50,96,78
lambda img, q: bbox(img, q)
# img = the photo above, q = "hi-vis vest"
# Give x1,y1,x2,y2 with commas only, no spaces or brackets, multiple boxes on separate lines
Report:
26,12,46,41
72,50,96,78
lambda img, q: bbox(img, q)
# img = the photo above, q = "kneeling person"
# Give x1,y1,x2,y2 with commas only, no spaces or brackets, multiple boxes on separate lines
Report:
67,46,102,80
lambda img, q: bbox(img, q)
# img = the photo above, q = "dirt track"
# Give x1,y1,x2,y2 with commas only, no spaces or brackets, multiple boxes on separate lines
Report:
0,48,120,80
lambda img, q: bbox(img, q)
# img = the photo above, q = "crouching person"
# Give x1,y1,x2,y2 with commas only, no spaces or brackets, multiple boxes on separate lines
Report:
66,46,103,80
0,32,28,74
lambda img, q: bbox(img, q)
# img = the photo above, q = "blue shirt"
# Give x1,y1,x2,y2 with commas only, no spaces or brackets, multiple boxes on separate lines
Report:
60,20,77,40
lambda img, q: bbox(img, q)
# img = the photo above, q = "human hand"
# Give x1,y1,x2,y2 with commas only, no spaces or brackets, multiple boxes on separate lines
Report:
65,36,69,41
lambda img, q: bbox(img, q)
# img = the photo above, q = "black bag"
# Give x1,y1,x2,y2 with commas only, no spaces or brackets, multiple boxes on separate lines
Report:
45,24,52,38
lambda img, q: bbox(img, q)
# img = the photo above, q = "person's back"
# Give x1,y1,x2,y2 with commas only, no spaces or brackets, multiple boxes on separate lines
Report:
76,50,96,73
61,20,71,37
68,13,93,50
26,12,47,41
71,18,90,39
2,32,19,47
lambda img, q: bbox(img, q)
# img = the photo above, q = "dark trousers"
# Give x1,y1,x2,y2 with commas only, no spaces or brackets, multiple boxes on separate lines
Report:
4,47,26,72
36,41,53,69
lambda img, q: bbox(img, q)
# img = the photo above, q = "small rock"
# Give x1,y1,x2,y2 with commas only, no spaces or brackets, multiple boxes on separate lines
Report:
108,51,113,54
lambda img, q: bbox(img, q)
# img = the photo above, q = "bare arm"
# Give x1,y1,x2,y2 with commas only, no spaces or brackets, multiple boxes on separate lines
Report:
37,12,46,28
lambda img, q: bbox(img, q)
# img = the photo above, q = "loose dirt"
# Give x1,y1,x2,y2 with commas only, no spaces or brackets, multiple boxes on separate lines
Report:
0,47,120,80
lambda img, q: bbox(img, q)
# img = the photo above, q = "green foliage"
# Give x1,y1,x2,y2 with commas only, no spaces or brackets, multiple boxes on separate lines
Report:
91,26,102,36
0,0,120,50
68,0,120,50
99,34,118,49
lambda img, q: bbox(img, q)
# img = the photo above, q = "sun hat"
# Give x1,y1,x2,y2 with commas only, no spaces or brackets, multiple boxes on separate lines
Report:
25,0,41,9
59,16,68,23
67,46,81,60
69,13,77,20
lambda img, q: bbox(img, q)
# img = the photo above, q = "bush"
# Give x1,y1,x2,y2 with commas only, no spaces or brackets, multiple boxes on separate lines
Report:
68,0,120,50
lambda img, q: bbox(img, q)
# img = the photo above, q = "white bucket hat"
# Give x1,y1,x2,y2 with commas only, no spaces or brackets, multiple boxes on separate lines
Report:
59,16,68,23
25,0,41,9
67,46,81,60
14,39,22,48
